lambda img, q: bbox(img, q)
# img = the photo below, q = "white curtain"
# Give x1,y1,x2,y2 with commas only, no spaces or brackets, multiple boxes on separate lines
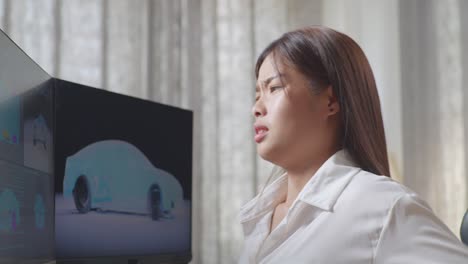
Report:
1,0,467,263
399,0,467,240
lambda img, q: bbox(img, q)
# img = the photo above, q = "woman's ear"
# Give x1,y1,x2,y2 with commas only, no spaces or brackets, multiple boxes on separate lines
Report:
326,86,340,116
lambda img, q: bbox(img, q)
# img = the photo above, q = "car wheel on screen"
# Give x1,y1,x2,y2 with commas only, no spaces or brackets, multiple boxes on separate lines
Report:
73,176,91,213
148,184,162,220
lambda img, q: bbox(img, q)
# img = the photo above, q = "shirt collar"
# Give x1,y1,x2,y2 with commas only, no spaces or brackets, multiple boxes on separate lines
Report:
239,149,361,225
298,149,361,211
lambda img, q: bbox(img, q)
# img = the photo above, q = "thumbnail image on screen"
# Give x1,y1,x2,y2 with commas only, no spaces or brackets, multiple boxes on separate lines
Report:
54,81,193,260
0,80,54,175
22,81,54,174
0,97,20,145
0,95,23,165
0,160,54,261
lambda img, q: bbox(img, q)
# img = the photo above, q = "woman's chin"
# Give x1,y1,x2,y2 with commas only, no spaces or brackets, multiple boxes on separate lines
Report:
256,143,278,163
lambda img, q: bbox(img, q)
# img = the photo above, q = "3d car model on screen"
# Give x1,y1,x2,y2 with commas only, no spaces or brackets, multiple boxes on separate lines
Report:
63,140,183,220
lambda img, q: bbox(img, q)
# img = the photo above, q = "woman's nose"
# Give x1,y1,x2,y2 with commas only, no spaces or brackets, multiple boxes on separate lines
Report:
252,98,266,117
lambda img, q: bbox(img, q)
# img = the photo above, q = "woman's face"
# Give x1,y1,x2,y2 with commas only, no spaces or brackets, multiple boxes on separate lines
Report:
253,54,339,169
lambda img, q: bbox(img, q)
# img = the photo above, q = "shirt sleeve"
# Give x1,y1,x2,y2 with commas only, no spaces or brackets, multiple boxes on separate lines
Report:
374,193,468,263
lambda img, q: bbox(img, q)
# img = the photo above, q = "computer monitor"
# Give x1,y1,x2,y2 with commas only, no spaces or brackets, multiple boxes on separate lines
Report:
0,27,193,264
0,29,55,264
53,80,193,264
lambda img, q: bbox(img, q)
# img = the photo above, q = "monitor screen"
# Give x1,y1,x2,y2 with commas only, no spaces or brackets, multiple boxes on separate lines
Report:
0,85,54,264
0,29,54,264
53,80,192,263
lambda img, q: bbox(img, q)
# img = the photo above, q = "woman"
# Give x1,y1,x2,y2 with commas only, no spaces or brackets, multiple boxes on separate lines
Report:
239,26,468,263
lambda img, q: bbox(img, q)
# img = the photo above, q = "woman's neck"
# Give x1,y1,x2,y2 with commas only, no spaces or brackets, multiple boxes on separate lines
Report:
282,148,341,207
283,166,319,207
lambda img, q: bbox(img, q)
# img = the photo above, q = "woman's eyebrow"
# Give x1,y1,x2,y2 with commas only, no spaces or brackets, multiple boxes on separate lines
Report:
262,74,283,86
256,73,285,90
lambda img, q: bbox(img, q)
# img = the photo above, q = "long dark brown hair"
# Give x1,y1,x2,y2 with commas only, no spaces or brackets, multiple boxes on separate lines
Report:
255,26,390,177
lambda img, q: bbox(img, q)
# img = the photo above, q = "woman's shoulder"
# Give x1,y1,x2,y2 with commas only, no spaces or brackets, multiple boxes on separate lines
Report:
352,169,418,196
338,169,432,216
347,171,468,262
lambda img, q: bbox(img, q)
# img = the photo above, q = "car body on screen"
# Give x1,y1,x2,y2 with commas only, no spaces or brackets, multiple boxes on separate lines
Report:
63,140,183,220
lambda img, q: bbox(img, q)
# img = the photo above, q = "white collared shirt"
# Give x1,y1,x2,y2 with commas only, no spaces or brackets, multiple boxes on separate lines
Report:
238,150,468,263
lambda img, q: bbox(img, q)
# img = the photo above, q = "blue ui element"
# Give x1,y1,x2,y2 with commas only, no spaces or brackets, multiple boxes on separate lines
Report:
0,97,20,145
0,188,20,232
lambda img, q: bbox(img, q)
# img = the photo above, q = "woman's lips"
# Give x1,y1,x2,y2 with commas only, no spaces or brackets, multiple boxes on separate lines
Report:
254,125,269,143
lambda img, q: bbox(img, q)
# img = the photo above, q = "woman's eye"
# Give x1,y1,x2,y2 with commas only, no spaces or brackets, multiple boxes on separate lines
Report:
270,86,283,92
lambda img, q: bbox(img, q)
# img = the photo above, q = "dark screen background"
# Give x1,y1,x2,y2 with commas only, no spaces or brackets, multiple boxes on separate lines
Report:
53,79,193,201
53,79,193,260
